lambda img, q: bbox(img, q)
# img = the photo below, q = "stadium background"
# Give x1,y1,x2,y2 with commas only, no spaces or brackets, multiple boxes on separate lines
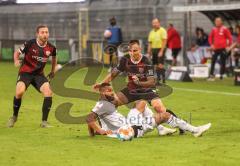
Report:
0,0,220,64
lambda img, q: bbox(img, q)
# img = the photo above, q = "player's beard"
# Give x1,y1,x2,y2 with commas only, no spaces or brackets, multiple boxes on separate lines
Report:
105,94,115,102
38,36,48,45
41,37,48,43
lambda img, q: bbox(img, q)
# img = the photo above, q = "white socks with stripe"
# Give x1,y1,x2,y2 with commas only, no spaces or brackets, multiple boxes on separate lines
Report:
167,115,198,133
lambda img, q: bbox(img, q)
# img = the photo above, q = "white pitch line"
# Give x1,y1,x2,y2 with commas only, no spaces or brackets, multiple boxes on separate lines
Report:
173,87,240,96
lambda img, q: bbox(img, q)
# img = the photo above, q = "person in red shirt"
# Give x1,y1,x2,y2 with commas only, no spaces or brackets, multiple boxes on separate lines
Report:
167,24,182,66
228,25,240,68
7,25,57,128
208,17,232,80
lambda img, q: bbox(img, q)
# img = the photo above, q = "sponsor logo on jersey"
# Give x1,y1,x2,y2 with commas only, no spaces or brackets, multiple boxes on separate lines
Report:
32,55,48,62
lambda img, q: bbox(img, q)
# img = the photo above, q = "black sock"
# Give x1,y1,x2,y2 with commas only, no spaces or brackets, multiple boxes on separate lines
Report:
160,68,166,81
166,109,178,117
42,97,52,121
156,69,161,81
13,96,22,117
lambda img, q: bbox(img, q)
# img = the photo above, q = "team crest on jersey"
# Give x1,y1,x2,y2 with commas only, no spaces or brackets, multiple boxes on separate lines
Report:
46,51,51,57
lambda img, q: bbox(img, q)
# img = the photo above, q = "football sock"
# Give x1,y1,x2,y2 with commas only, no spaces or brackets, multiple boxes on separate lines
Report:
13,96,22,117
156,69,161,82
42,97,52,121
160,68,166,82
167,115,198,133
166,109,184,134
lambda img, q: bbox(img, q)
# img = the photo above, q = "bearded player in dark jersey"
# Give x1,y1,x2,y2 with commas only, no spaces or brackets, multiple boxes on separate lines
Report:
94,40,211,136
7,25,57,128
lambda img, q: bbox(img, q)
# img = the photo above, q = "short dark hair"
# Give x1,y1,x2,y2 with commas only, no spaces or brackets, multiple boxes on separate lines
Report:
36,25,48,33
99,83,111,91
215,17,222,21
128,40,140,48
109,17,116,26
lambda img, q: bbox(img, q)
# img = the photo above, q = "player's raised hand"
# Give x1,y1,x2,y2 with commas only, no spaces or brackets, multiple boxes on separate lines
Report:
14,59,21,67
93,83,101,91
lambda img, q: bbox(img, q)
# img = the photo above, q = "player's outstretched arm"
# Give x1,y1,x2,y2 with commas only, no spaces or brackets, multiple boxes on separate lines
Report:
13,50,21,67
86,112,109,136
93,69,120,90
51,56,57,73
47,56,57,80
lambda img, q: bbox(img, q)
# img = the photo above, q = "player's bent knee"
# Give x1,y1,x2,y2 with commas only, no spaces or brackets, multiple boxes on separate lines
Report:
151,99,166,113
135,100,147,113
15,82,26,98
16,91,25,98
42,89,52,97
40,83,52,97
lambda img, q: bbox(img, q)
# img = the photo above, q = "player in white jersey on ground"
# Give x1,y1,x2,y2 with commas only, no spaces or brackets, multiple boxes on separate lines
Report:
86,83,211,138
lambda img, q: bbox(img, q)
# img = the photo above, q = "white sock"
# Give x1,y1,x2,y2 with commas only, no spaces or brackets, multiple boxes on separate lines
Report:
167,115,198,133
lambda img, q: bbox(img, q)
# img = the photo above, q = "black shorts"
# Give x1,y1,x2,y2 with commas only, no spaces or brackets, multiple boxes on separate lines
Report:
172,48,181,59
152,48,165,65
17,73,48,92
120,87,159,104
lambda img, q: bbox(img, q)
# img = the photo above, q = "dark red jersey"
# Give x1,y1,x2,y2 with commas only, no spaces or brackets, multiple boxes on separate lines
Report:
116,54,154,91
18,39,56,75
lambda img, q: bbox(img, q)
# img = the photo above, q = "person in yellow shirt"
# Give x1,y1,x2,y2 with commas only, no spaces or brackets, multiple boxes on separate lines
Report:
148,18,167,84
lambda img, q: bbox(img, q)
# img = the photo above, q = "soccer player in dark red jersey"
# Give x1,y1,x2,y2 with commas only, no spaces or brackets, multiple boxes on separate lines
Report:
94,40,167,112
7,25,57,128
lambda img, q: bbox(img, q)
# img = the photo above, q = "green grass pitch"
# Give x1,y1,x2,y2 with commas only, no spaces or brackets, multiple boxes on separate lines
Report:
0,62,240,166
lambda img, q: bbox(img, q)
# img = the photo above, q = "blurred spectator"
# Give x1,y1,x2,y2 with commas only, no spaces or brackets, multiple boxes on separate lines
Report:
229,26,238,42
104,17,122,69
229,25,240,68
167,23,182,66
196,27,209,47
208,17,232,80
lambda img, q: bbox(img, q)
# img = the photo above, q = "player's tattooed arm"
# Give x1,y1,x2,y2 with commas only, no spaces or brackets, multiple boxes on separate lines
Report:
47,56,57,80
13,50,21,67
103,69,120,83
51,56,57,73
93,69,120,90
132,75,155,88
86,112,108,136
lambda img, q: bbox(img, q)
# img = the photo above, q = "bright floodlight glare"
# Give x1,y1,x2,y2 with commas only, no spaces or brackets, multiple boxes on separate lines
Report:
17,0,85,3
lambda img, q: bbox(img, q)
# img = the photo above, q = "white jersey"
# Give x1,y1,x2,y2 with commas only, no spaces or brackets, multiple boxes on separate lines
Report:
92,100,156,138
92,100,126,133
